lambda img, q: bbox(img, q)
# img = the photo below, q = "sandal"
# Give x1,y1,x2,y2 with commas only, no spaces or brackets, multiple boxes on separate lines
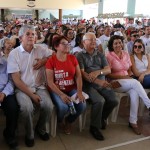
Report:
64,119,72,135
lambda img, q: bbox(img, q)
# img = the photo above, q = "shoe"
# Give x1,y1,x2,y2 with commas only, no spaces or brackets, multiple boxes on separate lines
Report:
35,127,50,141
128,122,141,135
89,126,104,141
101,119,107,130
38,132,49,141
3,129,18,149
64,118,72,135
25,136,34,147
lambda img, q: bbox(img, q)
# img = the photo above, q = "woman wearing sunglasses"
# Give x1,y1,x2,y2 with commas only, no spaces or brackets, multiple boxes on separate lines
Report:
130,39,150,88
106,35,150,135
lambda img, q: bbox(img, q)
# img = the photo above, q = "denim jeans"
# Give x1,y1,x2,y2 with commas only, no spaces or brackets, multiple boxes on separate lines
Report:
50,89,86,123
132,74,150,89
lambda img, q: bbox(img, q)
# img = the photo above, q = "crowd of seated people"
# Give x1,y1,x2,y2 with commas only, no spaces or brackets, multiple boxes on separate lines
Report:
1,18,150,149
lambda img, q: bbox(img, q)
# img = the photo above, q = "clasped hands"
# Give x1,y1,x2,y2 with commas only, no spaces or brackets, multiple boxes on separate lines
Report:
87,71,121,89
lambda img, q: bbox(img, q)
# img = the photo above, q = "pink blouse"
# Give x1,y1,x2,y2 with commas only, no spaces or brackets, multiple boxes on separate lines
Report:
106,51,132,76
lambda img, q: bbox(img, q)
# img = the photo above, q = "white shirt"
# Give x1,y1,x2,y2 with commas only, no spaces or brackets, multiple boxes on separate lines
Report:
99,34,110,44
7,44,53,92
99,34,110,53
134,54,148,72
72,46,83,54
140,35,150,54
140,35,150,46
125,23,136,29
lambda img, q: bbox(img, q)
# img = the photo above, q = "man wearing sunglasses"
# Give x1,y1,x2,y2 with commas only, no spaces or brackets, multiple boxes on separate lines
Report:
127,30,139,54
0,27,7,50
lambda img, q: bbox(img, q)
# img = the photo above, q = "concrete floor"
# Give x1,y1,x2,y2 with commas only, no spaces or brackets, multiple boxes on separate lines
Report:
0,99,150,150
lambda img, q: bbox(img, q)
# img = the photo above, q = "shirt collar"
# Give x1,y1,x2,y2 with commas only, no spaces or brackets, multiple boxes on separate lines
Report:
19,44,36,53
82,48,98,56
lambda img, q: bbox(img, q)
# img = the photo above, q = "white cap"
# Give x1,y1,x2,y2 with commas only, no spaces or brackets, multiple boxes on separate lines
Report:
43,28,48,31
114,31,123,36
0,27,4,31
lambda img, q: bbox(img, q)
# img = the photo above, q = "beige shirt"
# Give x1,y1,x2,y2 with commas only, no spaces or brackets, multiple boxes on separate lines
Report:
7,44,53,92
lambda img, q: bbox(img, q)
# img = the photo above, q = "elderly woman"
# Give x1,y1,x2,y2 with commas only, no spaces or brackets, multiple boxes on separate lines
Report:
130,39,150,88
106,35,150,135
1,38,13,58
45,36,86,134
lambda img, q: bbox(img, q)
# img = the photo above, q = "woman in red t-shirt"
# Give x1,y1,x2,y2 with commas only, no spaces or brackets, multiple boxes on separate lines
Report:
45,36,86,134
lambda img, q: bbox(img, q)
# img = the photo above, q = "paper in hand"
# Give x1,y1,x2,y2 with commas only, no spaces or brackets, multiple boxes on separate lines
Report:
71,92,89,104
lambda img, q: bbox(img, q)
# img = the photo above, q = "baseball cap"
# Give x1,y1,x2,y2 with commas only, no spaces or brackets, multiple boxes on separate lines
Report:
0,27,4,31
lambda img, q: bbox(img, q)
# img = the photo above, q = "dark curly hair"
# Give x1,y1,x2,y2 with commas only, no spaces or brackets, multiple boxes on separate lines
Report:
75,33,84,47
63,29,74,40
108,35,124,51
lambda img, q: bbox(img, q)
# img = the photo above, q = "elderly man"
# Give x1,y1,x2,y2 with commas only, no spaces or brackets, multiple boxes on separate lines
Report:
7,25,54,147
0,53,18,149
77,32,118,141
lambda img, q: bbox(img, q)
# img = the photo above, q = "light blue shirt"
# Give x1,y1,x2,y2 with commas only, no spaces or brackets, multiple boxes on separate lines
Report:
0,56,14,96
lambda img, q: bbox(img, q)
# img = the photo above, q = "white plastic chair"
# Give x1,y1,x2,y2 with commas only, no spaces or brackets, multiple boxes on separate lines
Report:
50,106,86,137
111,92,129,122
50,106,57,137
138,89,150,116
79,108,87,132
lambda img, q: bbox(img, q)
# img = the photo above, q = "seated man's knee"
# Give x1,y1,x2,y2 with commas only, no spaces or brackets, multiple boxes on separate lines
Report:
20,103,34,117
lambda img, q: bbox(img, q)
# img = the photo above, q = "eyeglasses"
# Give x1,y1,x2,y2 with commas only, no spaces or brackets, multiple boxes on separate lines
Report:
131,34,139,38
133,45,142,49
25,32,35,36
60,43,71,47
84,38,96,42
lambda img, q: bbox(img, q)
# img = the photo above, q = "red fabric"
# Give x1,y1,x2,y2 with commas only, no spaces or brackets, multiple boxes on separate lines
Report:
46,54,78,92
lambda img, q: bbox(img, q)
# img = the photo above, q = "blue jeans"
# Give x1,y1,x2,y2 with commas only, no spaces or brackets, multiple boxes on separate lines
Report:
132,74,150,89
50,89,86,123
142,74,150,89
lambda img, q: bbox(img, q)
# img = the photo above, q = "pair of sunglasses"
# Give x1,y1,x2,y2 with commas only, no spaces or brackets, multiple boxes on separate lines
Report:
133,45,142,49
131,34,139,37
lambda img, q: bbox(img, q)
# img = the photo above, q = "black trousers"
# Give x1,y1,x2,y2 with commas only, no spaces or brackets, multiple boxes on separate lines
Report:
1,94,19,139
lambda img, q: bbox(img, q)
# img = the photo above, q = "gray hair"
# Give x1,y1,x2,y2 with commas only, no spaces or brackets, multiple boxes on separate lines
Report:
82,32,96,41
18,25,35,37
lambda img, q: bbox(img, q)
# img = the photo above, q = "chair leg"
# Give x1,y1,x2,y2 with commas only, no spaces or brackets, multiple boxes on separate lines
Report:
82,109,87,130
139,99,145,116
111,94,121,123
79,109,87,132
50,107,57,137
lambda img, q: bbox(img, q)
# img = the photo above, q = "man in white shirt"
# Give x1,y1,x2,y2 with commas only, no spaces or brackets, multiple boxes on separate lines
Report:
125,18,136,29
140,26,150,54
7,25,54,147
99,26,111,53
